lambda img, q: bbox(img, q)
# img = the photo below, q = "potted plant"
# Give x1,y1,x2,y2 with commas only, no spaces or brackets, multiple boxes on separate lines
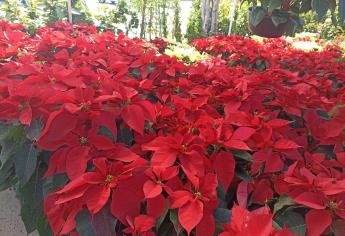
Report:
247,0,344,38
248,0,297,38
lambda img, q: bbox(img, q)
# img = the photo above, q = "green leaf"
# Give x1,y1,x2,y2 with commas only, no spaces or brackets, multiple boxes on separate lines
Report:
232,150,253,162
24,119,44,141
0,122,11,140
12,141,40,185
76,210,97,236
316,109,331,120
0,159,16,191
17,163,45,233
250,6,267,27
156,201,169,231
130,68,141,78
0,125,25,166
271,10,289,27
147,64,156,75
214,208,231,223
117,127,133,147
261,0,271,8
268,0,282,13
6,125,24,143
43,173,68,197
273,220,283,230
274,195,295,213
169,209,183,234
36,214,53,236
274,210,306,236
311,0,330,20
91,205,116,236
98,126,115,142
235,166,253,182
0,139,17,164
217,183,228,208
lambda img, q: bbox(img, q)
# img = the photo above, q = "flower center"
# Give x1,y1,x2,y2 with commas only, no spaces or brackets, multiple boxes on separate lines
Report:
18,102,28,112
79,136,88,145
329,201,337,209
105,175,114,184
181,145,187,152
194,192,202,199
79,102,91,111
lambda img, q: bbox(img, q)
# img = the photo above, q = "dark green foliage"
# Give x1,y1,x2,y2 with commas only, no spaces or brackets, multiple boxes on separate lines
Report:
186,0,205,42
299,10,345,40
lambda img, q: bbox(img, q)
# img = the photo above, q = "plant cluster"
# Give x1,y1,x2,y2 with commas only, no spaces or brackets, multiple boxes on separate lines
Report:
0,20,345,236
300,11,345,40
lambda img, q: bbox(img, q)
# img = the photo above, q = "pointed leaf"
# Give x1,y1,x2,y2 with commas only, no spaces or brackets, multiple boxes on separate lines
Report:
274,195,295,213
212,151,235,191
92,205,117,236
294,192,326,210
306,209,332,236
144,180,163,199
76,210,97,236
275,210,306,236
24,119,44,141
122,104,145,135
178,200,203,235
13,141,40,185
274,139,300,150
231,127,256,141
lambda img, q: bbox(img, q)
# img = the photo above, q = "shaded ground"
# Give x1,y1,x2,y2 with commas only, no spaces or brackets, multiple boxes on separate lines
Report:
0,190,38,236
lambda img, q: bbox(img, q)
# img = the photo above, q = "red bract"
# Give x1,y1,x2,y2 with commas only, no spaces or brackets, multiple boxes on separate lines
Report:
123,215,156,236
170,174,218,235
220,205,293,236
1,21,345,236
54,157,143,212
143,166,179,198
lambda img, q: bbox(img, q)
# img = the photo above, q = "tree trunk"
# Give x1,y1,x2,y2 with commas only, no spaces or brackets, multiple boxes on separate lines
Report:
202,0,211,33
210,0,220,33
67,0,72,23
201,0,207,28
140,0,147,38
201,0,220,35
162,1,168,38
173,0,182,41
148,5,153,40
228,0,237,35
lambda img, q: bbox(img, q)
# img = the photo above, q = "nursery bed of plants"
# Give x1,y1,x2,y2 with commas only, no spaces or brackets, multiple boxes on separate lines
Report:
0,20,345,236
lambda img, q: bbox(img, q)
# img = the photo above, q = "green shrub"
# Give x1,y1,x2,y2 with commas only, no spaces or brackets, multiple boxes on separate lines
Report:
299,11,345,40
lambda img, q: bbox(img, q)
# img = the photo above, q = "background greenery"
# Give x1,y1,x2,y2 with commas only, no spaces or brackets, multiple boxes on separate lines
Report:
0,0,344,41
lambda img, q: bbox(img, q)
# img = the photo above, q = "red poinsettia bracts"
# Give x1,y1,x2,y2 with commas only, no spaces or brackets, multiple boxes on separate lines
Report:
170,174,218,235
220,205,293,236
0,20,344,235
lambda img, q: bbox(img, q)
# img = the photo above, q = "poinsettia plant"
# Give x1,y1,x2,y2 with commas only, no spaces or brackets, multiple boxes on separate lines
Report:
0,19,345,236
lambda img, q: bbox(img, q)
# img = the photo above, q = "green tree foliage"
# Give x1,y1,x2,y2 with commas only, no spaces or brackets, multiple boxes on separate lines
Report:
172,0,182,41
300,10,345,40
130,0,172,39
96,0,138,33
186,0,205,41
40,0,67,24
1,0,24,22
218,1,252,36
71,0,93,24
186,0,251,41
